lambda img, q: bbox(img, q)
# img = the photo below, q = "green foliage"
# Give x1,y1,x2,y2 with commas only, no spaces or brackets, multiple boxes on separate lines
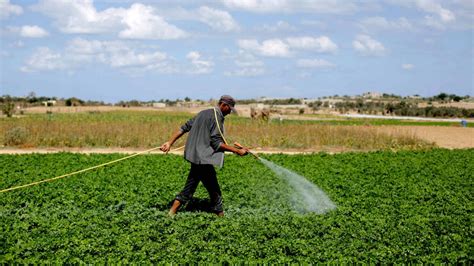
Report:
65,97,84,107
1,102,15,117
0,149,472,263
335,100,474,118
432,92,468,102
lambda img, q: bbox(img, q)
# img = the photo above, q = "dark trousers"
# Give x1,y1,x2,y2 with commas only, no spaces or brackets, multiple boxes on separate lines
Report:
175,163,223,213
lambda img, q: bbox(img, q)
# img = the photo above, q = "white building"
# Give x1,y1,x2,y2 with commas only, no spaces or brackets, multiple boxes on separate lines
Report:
42,100,57,106
362,92,382,98
152,102,166,108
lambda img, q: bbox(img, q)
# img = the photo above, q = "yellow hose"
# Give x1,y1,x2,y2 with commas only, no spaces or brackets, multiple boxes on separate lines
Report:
2,107,229,193
0,145,185,193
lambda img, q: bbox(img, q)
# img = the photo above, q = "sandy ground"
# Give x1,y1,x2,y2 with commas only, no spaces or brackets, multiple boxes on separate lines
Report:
0,125,472,154
377,126,474,149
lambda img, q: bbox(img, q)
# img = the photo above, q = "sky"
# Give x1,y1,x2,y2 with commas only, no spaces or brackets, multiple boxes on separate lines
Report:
0,0,473,103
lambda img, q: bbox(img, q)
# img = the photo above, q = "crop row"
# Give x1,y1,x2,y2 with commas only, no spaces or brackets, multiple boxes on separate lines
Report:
0,149,472,263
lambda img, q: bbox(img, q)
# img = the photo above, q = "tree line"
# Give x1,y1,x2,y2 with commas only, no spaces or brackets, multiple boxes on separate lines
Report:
331,100,474,118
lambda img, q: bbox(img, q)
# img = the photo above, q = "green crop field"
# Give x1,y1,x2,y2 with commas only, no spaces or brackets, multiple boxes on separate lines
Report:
1,149,472,263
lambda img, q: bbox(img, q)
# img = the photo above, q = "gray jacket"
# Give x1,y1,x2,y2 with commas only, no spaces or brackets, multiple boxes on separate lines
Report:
180,107,225,167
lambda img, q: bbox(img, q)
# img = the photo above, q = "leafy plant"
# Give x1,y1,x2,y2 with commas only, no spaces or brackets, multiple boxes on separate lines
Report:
1,102,15,117
0,149,472,263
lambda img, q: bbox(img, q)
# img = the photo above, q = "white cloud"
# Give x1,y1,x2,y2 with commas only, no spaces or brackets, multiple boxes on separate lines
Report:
238,36,338,57
20,25,49,38
21,47,66,72
286,36,338,53
297,58,335,68
66,38,107,54
33,1,186,39
221,0,358,14
385,0,456,30
66,39,172,70
0,0,23,19
359,16,414,32
238,39,291,57
109,51,167,68
300,20,327,29
415,0,456,30
33,0,123,33
422,15,447,30
415,0,455,22
402,63,415,70
225,51,265,77
119,4,187,40
352,34,386,56
255,20,296,32
186,51,214,74
197,6,239,32
22,38,176,74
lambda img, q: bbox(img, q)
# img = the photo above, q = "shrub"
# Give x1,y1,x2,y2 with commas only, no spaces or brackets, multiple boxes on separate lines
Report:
1,102,15,117
4,126,29,146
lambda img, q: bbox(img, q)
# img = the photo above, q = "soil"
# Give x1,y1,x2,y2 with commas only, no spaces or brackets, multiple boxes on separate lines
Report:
377,126,474,149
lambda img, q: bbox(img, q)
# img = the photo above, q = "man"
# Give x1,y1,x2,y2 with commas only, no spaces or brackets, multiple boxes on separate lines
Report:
160,95,248,217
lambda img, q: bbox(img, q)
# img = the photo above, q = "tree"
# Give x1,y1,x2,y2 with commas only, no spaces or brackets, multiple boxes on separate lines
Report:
453,96,462,102
2,100,15,117
435,93,448,101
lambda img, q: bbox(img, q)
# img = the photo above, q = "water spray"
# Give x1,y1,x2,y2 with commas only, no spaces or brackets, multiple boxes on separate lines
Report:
233,141,336,214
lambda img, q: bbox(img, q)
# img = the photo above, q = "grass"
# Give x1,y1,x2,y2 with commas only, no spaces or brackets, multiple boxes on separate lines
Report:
0,110,436,150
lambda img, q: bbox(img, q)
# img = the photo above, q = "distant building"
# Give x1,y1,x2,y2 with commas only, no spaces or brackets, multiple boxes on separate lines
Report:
152,102,166,108
176,101,200,108
42,100,57,106
302,98,320,104
362,92,382,98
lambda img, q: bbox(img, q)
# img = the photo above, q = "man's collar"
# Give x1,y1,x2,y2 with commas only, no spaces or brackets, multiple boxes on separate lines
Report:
214,106,224,117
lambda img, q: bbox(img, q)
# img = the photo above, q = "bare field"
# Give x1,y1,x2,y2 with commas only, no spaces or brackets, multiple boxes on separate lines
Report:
378,126,474,149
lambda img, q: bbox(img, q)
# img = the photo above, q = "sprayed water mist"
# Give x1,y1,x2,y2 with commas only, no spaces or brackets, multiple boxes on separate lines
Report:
259,158,336,214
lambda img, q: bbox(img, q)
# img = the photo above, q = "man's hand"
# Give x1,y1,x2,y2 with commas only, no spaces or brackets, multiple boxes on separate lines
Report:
160,130,185,154
236,148,248,156
160,141,171,153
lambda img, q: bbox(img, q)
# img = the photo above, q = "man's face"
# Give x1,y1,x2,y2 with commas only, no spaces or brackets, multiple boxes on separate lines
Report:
219,103,232,116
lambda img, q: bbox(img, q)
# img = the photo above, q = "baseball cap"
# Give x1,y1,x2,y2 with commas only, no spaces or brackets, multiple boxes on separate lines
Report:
219,95,236,112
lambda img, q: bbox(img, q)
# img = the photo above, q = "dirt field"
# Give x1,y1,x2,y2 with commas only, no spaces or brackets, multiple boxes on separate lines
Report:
378,126,474,149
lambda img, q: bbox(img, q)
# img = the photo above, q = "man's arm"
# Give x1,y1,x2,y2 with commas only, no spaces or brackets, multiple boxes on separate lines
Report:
219,143,248,156
161,116,195,153
160,130,185,153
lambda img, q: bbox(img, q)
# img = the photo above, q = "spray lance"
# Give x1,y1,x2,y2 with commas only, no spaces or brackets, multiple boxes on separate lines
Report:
234,142,259,159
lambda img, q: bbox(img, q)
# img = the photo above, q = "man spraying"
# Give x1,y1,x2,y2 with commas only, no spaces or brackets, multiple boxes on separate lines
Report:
160,95,249,216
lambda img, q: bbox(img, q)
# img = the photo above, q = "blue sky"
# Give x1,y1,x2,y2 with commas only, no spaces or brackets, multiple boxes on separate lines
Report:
0,0,473,102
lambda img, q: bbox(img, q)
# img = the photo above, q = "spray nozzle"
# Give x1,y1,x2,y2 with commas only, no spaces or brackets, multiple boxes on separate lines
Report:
234,142,259,159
